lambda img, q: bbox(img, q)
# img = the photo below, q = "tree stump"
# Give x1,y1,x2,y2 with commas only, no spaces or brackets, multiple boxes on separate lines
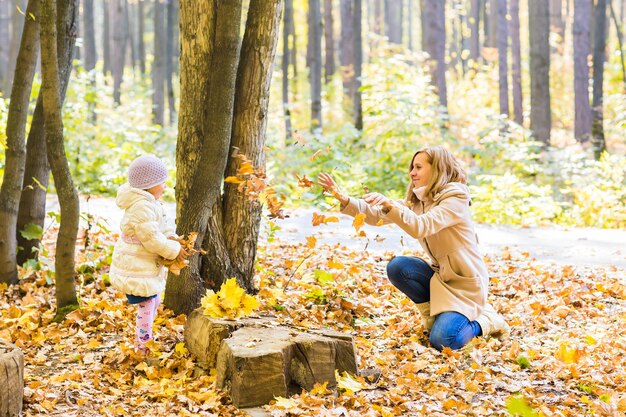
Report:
184,309,358,408
0,339,24,417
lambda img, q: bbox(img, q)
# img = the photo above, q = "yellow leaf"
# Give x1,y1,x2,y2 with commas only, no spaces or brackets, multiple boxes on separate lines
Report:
335,370,364,394
273,396,298,409
328,259,344,269
584,335,597,345
309,381,330,395
306,236,317,248
375,219,384,226
218,278,245,310
86,339,102,349
175,342,188,356
224,176,244,184
352,213,366,232
555,341,582,364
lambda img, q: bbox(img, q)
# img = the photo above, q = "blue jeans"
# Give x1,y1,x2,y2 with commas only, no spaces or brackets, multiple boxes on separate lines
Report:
386,256,482,350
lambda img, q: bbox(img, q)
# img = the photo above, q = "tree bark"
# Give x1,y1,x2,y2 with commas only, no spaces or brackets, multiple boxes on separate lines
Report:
103,0,110,76
574,0,591,143
423,0,447,107
152,0,165,124
529,0,551,145
592,0,607,159
110,0,127,104
0,0,40,285
353,0,362,130
0,0,10,94
83,0,97,71
309,0,323,131
283,0,293,141
167,0,243,315
137,0,146,75
3,0,27,98
17,0,78,266
323,0,335,83
340,0,354,104
385,0,402,44
222,0,283,294
509,0,522,124
497,0,508,117
166,0,177,124
469,0,480,63
485,0,497,48
40,0,80,315
0,339,24,417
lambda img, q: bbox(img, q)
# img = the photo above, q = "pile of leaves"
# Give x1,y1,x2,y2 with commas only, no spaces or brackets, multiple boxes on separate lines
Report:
1,216,625,416
200,278,260,319
160,232,206,276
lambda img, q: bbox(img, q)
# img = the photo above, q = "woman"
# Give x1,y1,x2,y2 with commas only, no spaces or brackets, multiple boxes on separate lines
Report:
318,146,509,350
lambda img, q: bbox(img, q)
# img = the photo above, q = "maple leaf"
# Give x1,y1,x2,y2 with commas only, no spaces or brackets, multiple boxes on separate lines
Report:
352,213,366,232
200,278,259,319
273,396,298,410
306,236,317,248
335,370,364,394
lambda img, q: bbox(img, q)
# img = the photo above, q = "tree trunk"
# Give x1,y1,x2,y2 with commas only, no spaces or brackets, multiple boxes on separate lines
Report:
340,0,354,104
40,0,80,316
17,0,78,266
288,0,297,78
0,339,24,417
167,0,243,315
450,6,459,70
550,0,564,53
83,0,97,71
407,0,413,50
0,1,10,95
110,0,127,104
353,0,362,130
529,0,551,145
152,0,165,125
497,0,508,116
283,0,293,141
0,0,40,285
166,0,177,124
385,0,402,44
469,0,480,63
373,0,383,35
609,0,626,91
592,0,607,159
574,0,591,143
3,0,27,98
309,0,322,131
222,0,283,294
485,0,497,48
459,1,470,73
323,0,335,83
423,0,447,107
509,0,522,124
103,0,110,76
138,0,145,75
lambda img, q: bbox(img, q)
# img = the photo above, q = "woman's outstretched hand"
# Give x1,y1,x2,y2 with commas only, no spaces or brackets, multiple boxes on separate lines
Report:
318,172,349,206
363,192,393,210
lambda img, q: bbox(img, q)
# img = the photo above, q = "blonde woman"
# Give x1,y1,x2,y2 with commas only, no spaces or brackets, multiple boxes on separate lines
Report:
318,146,509,350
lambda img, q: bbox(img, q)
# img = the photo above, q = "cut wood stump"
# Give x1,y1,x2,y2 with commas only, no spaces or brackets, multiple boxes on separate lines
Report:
184,309,358,408
0,339,24,417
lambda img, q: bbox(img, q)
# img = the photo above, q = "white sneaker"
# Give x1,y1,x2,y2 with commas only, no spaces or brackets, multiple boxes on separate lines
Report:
476,303,510,339
416,302,436,331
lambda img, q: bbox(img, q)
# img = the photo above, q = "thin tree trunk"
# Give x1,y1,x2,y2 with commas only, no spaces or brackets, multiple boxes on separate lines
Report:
166,0,177,124
497,0,508,116
450,6,459,71
283,0,293,141
469,0,480,63
529,0,551,145
223,0,283,294
340,0,354,104
374,0,383,35
309,0,322,130
423,0,447,107
385,0,402,44
110,0,127,104
408,0,413,50
83,0,97,71
0,1,10,94
609,0,626,91
0,0,40,284
460,2,469,73
485,0,496,48
510,0,523,124
103,0,110,76
138,0,145,75
4,0,27,97
17,0,79,266
323,0,335,83
289,1,297,77
126,1,136,76
353,0,362,130
550,0,564,53
592,0,607,158
168,0,243,314
574,0,591,143
152,0,165,124
40,0,80,316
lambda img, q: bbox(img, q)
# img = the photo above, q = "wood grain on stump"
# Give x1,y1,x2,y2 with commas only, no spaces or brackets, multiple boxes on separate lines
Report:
184,309,358,408
0,339,24,417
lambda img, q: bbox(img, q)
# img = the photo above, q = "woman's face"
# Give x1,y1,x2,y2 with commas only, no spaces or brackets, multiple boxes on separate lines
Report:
410,152,432,189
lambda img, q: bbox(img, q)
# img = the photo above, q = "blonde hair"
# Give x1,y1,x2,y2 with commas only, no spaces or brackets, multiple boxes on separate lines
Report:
405,146,467,206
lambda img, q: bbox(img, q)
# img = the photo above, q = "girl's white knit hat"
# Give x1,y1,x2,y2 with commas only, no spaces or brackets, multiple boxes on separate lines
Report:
128,154,168,189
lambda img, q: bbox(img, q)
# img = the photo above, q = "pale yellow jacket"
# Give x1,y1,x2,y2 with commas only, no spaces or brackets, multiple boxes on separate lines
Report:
341,182,488,321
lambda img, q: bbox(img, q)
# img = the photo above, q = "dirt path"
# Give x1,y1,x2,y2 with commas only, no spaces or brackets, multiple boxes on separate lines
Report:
49,195,626,269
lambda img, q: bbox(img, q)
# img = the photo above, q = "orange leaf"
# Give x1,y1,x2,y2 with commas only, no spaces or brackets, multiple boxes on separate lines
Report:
353,213,366,232
309,149,323,161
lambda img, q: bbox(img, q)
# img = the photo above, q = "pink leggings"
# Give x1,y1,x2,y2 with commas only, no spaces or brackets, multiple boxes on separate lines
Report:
135,295,161,351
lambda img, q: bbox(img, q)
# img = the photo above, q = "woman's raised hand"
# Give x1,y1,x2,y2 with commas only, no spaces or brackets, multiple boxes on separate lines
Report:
363,192,393,209
318,172,349,205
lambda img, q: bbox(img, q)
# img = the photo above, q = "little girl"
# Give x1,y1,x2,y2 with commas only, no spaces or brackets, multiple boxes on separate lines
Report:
109,154,181,354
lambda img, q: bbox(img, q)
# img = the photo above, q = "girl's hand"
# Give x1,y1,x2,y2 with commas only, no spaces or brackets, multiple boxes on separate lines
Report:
318,172,349,205
363,192,393,209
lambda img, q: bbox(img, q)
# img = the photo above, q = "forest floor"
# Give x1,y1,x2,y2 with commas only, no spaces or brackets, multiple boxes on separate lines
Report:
0,195,624,416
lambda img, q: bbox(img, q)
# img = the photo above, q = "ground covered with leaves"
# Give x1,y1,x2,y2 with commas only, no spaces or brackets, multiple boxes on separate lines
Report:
1,221,625,417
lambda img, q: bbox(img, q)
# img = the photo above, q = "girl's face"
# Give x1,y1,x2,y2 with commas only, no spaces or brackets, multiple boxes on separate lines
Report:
147,182,166,200
410,152,432,189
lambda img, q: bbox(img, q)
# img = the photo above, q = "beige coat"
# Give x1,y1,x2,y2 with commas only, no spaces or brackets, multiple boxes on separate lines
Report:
109,184,180,297
341,182,488,321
